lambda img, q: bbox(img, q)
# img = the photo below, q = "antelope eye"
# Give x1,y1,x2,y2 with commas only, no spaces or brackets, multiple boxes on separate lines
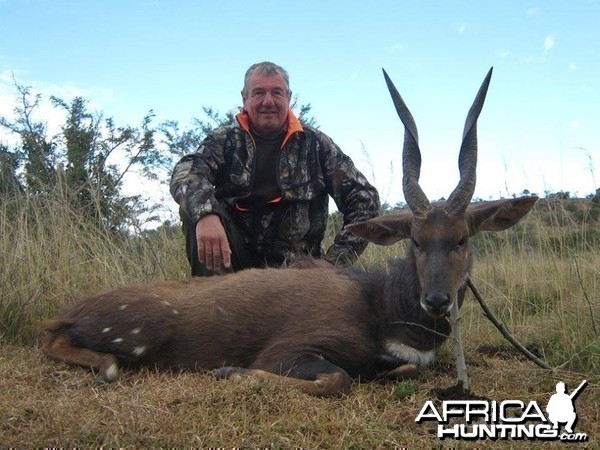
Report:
456,237,467,249
412,238,421,250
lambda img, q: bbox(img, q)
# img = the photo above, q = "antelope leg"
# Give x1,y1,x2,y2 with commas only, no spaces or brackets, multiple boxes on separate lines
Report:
42,333,120,381
383,363,420,379
214,354,351,397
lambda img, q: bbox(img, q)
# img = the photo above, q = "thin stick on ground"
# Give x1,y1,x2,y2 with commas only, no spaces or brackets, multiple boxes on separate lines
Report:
467,277,552,370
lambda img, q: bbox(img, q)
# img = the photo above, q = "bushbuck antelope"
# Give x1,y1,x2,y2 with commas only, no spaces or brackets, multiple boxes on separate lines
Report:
42,68,537,396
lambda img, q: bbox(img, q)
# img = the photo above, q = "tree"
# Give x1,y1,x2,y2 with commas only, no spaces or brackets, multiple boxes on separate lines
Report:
159,107,228,159
545,190,571,200
0,82,57,194
0,143,23,198
0,79,163,231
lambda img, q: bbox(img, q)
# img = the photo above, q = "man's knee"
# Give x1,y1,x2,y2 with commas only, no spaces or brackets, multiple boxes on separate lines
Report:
178,207,260,275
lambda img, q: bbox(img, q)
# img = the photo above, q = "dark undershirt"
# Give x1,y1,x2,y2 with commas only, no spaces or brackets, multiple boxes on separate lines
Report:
236,129,285,210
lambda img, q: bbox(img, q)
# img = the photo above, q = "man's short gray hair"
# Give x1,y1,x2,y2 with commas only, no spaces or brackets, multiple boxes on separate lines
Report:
242,61,291,97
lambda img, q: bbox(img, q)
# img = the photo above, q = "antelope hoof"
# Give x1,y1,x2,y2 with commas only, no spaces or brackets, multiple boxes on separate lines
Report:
98,356,119,382
385,363,420,380
213,366,245,381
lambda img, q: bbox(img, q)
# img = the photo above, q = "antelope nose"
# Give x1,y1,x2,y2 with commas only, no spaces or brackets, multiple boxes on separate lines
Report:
425,292,451,314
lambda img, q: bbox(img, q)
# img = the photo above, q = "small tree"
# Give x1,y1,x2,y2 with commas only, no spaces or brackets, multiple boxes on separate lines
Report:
0,83,57,194
0,79,164,231
0,143,23,198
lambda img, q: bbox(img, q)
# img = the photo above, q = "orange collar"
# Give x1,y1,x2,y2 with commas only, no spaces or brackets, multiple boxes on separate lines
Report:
236,109,304,148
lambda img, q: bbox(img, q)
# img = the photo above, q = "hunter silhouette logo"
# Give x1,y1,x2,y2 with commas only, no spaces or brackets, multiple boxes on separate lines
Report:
546,380,587,434
415,379,589,442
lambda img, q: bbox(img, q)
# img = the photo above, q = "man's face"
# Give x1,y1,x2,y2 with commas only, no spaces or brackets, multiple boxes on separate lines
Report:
242,71,291,137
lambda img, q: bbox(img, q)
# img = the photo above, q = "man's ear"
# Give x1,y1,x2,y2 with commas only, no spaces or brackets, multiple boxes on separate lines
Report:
346,211,413,245
467,196,538,234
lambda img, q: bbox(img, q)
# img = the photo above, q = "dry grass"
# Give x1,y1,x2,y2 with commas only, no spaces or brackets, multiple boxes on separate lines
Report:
2,345,598,448
0,192,188,345
1,194,599,447
470,199,600,372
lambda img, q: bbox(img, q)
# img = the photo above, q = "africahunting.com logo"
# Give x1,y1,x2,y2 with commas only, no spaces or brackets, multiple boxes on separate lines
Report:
416,380,588,443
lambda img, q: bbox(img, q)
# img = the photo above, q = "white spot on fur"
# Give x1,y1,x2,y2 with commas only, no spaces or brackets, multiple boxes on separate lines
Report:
131,328,141,334
161,300,171,307
172,309,179,315
112,338,123,344
132,346,146,356
102,327,111,333
119,304,128,310
382,340,435,366
105,363,118,381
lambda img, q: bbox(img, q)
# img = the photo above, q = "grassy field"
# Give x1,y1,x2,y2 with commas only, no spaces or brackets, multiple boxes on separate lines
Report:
1,193,599,447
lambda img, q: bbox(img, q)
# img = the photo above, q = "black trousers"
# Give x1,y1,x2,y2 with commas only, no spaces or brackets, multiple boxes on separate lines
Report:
179,208,283,276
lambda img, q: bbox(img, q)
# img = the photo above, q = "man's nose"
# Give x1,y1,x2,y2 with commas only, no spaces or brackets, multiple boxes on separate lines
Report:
262,92,275,105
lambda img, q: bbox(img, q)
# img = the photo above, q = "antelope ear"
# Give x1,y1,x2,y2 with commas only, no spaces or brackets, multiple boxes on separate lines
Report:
467,196,538,234
346,211,413,245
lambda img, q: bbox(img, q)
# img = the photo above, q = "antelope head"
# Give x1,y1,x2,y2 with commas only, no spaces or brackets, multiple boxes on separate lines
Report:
348,67,537,318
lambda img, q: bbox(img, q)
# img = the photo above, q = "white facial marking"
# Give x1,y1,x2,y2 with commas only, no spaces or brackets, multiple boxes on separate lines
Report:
172,309,179,315
119,304,128,310
132,346,146,356
131,328,141,334
383,340,436,366
112,338,123,344
102,327,111,333
162,300,171,307
105,363,118,381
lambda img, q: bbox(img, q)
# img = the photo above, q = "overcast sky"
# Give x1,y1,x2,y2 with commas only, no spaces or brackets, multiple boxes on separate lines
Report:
1,0,599,215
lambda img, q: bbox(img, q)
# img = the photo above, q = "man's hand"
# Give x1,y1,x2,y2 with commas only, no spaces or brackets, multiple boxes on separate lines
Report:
195,214,232,272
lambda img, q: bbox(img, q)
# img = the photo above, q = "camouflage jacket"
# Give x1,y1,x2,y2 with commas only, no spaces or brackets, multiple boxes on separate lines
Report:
170,110,380,265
